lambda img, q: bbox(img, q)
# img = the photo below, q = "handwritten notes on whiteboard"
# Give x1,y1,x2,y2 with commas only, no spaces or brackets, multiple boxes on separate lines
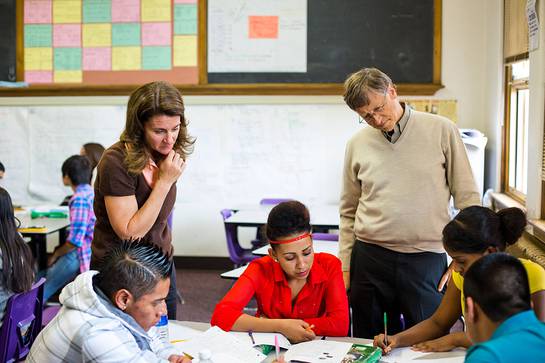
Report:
208,0,307,73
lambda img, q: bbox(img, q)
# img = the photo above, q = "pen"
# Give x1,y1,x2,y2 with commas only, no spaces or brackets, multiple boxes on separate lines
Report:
383,312,388,346
274,334,280,361
248,330,256,345
400,313,406,331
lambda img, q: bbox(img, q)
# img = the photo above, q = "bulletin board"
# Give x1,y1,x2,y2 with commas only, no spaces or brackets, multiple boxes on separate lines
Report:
0,0,442,96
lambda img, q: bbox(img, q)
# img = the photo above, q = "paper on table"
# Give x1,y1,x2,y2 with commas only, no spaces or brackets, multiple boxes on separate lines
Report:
230,331,291,349
380,347,465,362
283,340,352,363
174,326,266,363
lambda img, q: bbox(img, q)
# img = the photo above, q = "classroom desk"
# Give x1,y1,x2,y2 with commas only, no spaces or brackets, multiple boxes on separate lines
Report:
252,240,339,257
169,320,465,363
226,204,340,229
221,265,249,280
17,212,70,270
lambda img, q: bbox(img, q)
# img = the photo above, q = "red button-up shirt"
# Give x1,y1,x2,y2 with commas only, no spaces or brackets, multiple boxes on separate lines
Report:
211,253,349,337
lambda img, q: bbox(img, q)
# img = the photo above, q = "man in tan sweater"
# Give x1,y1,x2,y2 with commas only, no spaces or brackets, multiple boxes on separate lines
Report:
340,68,480,338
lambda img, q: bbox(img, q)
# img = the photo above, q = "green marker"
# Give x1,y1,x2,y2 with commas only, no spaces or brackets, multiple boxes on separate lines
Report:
383,312,388,346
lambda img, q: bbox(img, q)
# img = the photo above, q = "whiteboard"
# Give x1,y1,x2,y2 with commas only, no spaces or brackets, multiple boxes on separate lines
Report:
0,102,358,256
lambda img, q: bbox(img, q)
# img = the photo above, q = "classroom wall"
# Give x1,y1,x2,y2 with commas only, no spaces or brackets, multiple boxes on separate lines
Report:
0,0,506,257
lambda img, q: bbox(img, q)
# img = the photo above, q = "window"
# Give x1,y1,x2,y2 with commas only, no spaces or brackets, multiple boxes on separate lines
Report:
503,59,529,202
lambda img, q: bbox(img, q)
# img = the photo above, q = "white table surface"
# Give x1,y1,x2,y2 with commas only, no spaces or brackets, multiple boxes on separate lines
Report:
168,321,465,363
226,204,339,228
252,240,338,257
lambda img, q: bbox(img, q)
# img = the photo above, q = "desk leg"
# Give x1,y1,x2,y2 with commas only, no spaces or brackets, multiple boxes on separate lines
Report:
28,234,47,271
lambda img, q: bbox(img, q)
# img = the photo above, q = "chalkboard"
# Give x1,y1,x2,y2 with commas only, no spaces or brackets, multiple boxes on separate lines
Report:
0,0,17,82
208,0,439,85
0,0,441,96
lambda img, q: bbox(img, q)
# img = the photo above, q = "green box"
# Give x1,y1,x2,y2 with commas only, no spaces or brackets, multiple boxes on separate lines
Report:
54,48,82,70
112,23,141,46
174,4,197,35
83,0,112,23
25,24,52,47
143,46,172,70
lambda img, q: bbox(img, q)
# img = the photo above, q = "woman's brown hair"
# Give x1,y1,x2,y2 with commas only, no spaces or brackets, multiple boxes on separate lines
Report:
120,81,195,175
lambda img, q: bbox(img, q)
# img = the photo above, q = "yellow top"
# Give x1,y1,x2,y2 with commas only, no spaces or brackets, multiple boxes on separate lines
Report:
453,258,545,314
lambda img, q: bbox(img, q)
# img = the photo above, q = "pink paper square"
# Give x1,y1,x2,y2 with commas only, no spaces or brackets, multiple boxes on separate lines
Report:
142,22,171,46
83,47,111,71
174,0,197,3
53,24,81,47
25,0,52,24
112,0,140,22
25,70,53,83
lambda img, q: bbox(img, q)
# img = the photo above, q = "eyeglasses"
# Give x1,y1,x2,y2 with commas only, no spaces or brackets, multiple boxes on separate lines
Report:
358,92,388,124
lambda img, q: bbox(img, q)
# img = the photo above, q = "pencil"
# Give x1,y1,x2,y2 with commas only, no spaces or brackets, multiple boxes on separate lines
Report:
274,334,280,361
248,330,256,345
383,312,388,346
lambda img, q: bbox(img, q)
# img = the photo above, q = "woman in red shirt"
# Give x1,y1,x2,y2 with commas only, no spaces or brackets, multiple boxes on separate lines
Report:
211,201,349,343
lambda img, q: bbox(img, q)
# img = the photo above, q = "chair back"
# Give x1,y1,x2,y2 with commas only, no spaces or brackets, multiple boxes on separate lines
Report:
220,209,258,266
312,233,338,241
0,278,45,363
259,198,292,206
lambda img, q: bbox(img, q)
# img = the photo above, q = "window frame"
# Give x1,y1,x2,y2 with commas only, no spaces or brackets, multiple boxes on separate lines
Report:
502,62,529,204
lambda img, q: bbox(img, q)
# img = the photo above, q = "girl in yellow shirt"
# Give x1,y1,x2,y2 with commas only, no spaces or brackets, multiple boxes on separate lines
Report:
373,206,545,354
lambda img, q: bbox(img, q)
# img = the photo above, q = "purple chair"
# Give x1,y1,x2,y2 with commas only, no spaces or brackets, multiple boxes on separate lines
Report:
259,198,292,205
221,209,259,267
312,233,339,241
0,278,45,363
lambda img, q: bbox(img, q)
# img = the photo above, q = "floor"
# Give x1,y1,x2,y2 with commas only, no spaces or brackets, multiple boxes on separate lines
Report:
175,268,233,322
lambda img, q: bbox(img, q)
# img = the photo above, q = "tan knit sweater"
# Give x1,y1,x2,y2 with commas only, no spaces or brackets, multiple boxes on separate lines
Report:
338,110,480,270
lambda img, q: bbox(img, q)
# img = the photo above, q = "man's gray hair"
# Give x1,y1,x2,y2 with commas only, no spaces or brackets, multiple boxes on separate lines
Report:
343,68,393,111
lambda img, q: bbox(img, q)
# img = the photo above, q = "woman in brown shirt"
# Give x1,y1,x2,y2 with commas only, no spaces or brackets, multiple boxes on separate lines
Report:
92,81,194,319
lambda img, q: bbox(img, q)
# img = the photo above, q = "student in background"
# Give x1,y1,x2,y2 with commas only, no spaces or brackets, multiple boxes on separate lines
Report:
40,155,96,302
340,68,480,338
374,206,545,353
0,187,34,325
27,241,191,363
464,253,545,362
92,81,195,319
0,161,4,180
80,142,105,185
211,201,349,343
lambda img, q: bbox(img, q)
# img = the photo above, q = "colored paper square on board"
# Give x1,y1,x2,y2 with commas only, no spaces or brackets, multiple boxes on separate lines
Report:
142,22,171,46
142,46,171,70
83,47,112,70
53,0,81,23
111,0,140,22
83,0,112,23
175,0,196,3
54,48,82,70
24,24,52,47
25,47,53,70
25,71,53,83
112,46,141,70
173,35,197,66
53,24,81,47
25,0,52,24
174,4,197,35
83,23,112,47
141,0,171,22
112,23,141,46
54,70,82,83
248,16,279,39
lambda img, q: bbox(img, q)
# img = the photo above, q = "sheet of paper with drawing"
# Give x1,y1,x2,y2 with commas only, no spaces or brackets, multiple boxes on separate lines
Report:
230,331,292,349
283,340,353,363
173,326,266,363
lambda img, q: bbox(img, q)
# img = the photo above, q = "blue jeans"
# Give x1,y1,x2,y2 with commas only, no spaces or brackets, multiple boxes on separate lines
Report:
38,249,79,302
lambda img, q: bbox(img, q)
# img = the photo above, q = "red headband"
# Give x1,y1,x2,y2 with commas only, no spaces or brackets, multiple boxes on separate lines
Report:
269,232,312,245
